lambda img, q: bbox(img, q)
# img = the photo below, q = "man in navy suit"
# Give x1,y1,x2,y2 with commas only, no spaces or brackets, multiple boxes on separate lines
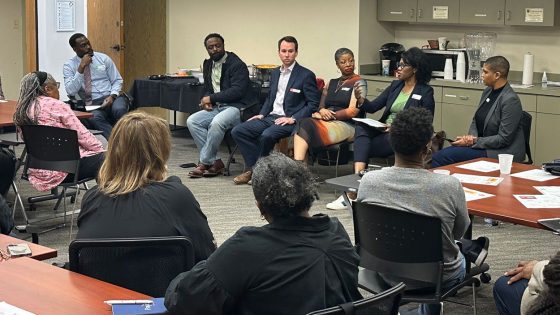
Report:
231,36,320,184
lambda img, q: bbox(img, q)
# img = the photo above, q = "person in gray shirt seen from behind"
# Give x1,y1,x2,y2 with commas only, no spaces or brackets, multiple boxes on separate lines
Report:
357,107,490,315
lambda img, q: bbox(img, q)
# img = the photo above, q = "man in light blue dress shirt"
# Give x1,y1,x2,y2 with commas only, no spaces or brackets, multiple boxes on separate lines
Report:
63,33,128,139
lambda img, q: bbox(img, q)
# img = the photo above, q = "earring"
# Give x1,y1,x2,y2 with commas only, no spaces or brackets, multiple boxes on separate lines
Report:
260,214,265,220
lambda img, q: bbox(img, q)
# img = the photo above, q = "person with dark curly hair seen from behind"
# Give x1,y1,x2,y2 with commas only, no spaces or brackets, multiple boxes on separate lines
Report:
494,251,560,315
357,107,489,315
327,47,435,210
165,152,361,315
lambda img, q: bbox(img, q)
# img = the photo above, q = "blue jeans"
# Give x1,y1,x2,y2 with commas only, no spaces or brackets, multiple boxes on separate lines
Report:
431,146,487,168
89,95,129,139
400,254,467,315
187,106,240,165
493,276,528,315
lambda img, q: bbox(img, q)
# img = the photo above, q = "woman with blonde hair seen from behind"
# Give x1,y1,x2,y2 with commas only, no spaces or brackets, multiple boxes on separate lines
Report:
76,112,216,262
13,71,104,192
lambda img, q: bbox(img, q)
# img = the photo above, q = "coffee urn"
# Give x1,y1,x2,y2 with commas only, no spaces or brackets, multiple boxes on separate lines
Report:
379,43,405,76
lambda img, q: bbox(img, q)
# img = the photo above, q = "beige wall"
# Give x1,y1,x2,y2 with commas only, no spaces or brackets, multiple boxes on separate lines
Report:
167,0,361,80
0,0,25,99
394,24,560,75
359,0,394,66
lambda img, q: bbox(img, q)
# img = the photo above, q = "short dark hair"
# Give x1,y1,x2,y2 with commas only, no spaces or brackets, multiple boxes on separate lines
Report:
334,48,354,62
203,33,224,47
69,33,86,48
401,47,431,85
252,152,317,218
390,107,434,156
484,56,510,78
278,36,298,51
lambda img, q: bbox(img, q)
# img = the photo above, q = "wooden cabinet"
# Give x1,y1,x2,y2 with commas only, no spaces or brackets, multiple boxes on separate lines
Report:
378,0,459,23
518,93,536,162
378,0,560,26
459,0,505,25
440,87,479,139
378,0,417,22
417,0,460,23
505,0,557,26
535,95,560,164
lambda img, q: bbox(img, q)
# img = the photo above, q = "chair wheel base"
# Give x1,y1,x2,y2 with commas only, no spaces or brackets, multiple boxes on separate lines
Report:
480,273,491,283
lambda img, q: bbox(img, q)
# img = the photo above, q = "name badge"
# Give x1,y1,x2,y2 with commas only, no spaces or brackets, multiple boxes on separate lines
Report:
290,88,301,93
341,87,351,91
96,64,106,71
411,94,422,100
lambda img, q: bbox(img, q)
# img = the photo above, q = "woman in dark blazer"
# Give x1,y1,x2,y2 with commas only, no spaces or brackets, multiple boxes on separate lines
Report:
431,56,525,167
354,47,435,173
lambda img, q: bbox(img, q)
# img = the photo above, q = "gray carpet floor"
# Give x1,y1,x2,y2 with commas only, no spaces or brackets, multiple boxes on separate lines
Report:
6,129,560,314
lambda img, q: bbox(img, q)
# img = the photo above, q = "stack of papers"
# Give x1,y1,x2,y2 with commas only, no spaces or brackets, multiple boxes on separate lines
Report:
514,185,560,209
452,173,504,186
352,118,387,128
511,169,559,182
456,160,500,173
110,298,167,315
463,187,495,202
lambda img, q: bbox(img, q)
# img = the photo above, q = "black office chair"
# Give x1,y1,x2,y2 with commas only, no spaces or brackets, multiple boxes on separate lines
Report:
353,202,490,315
306,282,405,315
520,111,533,165
309,141,352,178
69,236,195,297
224,80,263,175
20,125,94,243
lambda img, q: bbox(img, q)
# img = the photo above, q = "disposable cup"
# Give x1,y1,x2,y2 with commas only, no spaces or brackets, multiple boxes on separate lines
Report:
498,154,514,175
381,59,390,76
433,169,451,175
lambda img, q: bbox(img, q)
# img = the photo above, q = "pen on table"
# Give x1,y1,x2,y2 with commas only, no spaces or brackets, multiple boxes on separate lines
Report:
104,300,154,305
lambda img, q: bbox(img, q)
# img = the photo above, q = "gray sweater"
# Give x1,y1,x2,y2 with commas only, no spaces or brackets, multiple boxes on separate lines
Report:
357,166,470,282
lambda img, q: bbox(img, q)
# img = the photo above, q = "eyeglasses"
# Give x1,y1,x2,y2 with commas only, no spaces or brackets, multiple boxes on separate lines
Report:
397,62,411,69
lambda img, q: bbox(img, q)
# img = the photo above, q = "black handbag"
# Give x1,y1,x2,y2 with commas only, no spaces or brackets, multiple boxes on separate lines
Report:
543,159,560,176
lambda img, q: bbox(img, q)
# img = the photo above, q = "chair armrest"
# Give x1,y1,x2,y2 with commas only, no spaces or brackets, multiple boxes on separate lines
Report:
239,101,260,122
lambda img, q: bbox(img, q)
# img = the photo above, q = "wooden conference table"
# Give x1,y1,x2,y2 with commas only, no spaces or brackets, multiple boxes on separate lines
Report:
0,257,151,315
325,158,560,230
0,234,57,260
0,100,93,127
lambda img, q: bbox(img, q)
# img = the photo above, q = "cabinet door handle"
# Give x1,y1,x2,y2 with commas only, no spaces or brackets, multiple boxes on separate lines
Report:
506,10,511,21
390,11,403,15
497,10,502,20
376,88,384,92
459,96,469,100
444,94,457,98
418,9,423,18
410,9,415,18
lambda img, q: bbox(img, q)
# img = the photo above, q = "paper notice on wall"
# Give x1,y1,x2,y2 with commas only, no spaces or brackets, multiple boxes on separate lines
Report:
525,8,544,23
433,6,449,20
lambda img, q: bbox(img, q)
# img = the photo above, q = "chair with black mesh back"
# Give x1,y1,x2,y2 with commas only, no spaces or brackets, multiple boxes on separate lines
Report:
224,80,263,175
353,202,490,315
306,282,405,315
69,236,195,297
20,125,94,243
520,111,533,164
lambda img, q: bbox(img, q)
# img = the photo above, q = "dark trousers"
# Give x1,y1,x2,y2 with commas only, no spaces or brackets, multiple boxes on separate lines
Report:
62,153,105,184
231,115,294,169
353,124,393,163
431,146,487,167
81,96,129,139
493,276,528,315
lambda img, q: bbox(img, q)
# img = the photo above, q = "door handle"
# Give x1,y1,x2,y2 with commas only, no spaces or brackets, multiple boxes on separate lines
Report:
497,10,502,20
459,96,469,100
506,10,511,21
111,44,125,52
410,9,415,18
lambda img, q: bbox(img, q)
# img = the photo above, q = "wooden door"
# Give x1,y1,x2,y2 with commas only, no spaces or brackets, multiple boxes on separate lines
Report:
87,0,124,73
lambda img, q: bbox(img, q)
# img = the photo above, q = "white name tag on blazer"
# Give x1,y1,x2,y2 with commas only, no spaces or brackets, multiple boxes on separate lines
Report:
341,87,351,91
411,94,422,100
290,88,301,93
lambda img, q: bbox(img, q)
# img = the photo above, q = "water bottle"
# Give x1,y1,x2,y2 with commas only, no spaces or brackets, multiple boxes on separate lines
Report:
542,71,548,88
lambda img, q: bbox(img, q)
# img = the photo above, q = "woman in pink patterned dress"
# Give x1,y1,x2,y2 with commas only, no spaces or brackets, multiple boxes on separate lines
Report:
13,71,105,191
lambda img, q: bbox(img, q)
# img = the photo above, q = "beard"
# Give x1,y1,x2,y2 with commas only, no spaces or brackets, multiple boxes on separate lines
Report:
211,51,225,61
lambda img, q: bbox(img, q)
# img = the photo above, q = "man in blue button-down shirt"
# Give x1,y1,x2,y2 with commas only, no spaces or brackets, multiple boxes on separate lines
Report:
63,33,128,139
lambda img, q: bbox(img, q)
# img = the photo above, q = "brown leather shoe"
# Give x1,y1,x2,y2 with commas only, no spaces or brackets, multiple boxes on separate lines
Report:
233,170,252,185
188,163,209,178
203,159,225,177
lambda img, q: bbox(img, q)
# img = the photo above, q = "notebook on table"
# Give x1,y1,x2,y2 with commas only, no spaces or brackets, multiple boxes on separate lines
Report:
538,218,560,233
110,298,167,315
